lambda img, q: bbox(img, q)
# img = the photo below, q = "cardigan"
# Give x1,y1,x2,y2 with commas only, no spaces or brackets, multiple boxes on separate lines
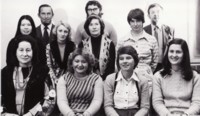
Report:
153,70,200,115
46,39,75,84
104,72,150,116
79,35,115,80
1,65,49,115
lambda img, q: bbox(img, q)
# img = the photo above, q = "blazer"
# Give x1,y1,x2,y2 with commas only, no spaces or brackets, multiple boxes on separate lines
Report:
1,65,49,114
36,24,55,46
144,24,174,55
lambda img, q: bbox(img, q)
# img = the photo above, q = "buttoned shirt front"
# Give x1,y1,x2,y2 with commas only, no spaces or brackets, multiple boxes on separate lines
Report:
114,71,139,109
41,23,53,37
118,30,158,72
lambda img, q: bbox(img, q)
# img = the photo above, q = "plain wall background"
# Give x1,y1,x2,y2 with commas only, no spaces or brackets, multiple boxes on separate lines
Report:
1,0,198,68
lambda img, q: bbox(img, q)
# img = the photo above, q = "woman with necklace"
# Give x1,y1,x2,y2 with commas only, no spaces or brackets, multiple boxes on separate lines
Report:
104,46,150,116
57,48,103,116
1,35,50,116
78,15,115,81
153,39,200,116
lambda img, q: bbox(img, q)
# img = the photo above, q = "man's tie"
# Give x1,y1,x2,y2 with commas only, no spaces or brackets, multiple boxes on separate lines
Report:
154,26,158,42
43,26,49,45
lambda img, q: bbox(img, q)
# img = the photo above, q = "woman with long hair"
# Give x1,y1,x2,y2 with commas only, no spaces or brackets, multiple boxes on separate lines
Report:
153,38,200,116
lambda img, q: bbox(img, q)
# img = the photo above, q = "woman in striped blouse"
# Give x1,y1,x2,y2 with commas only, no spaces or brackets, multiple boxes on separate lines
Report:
57,48,103,116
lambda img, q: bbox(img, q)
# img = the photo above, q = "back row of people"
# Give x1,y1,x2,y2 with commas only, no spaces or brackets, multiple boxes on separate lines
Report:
2,0,200,116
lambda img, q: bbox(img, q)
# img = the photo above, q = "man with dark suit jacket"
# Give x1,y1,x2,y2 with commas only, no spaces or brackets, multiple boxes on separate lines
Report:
144,3,174,73
36,4,55,46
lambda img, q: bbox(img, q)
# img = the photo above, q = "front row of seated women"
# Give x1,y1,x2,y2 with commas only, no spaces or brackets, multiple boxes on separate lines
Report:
2,36,200,116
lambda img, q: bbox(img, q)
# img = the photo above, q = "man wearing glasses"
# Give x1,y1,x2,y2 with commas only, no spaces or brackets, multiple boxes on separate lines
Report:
74,0,117,46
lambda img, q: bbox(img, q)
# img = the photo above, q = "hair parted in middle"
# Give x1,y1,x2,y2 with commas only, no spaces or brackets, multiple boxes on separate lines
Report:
10,35,39,67
67,48,95,74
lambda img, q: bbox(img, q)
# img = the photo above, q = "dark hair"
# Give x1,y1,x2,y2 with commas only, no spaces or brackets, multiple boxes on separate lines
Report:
85,0,103,17
67,48,95,74
15,15,36,38
127,8,145,24
116,46,139,70
10,35,39,67
147,3,163,14
84,15,105,36
161,38,193,81
38,4,54,15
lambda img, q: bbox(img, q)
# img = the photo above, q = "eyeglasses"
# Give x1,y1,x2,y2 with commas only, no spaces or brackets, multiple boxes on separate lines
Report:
87,8,98,12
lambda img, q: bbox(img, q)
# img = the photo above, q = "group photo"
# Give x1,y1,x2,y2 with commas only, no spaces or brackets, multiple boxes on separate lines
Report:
1,0,200,116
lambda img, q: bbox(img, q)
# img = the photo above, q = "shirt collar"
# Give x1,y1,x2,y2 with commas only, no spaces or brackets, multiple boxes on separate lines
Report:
151,24,162,30
41,23,52,30
124,30,149,42
115,70,140,82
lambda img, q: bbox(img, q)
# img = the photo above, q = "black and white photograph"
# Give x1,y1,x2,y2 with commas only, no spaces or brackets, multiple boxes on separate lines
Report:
1,0,200,116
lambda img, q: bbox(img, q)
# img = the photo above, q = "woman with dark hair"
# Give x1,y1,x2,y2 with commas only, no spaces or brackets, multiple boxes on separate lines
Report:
153,38,200,116
1,35,51,116
104,46,150,116
57,48,103,116
79,15,115,80
6,15,46,66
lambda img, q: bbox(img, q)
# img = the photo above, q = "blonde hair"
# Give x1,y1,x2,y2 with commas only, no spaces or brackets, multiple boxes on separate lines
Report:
53,20,72,41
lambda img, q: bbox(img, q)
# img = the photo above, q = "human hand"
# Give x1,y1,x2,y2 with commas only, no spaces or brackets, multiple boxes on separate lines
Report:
67,111,76,116
82,111,91,116
23,112,32,116
2,113,18,116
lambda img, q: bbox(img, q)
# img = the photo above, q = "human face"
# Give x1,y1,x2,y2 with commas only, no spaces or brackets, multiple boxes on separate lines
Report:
73,55,89,76
89,19,101,37
119,54,135,72
168,44,183,66
148,6,162,25
56,25,69,43
20,19,32,35
129,19,143,33
38,7,53,25
16,41,33,67
87,5,101,16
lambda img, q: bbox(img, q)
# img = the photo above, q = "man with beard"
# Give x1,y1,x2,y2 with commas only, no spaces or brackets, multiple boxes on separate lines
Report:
144,3,174,73
74,0,117,46
36,4,55,46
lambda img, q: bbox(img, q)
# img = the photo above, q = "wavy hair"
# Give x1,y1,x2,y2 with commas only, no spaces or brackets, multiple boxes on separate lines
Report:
67,48,95,74
10,35,39,67
52,21,72,41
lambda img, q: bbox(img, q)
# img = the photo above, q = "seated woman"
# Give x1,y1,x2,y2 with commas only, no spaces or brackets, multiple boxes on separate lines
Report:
153,38,200,116
78,15,115,80
6,15,46,66
46,20,75,85
57,48,103,116
1,35,50,116
104,46,150,116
